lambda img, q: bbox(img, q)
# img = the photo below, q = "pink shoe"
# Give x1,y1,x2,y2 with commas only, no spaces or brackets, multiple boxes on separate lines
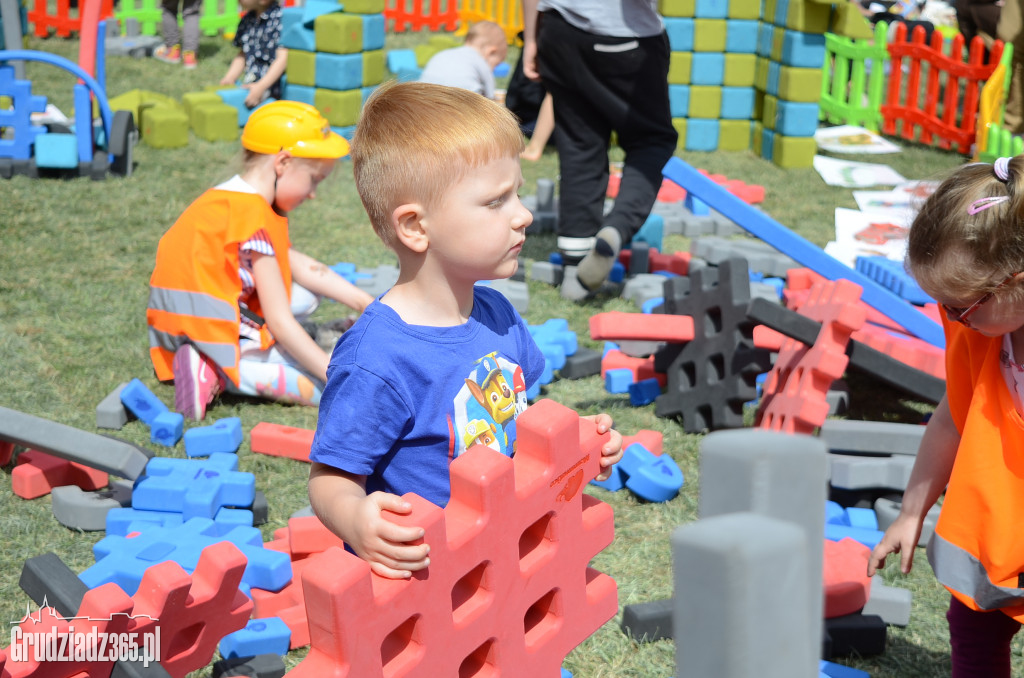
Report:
172,344,224,420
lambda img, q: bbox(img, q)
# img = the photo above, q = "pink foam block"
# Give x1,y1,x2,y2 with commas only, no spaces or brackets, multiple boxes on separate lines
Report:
590,311,694,343
12,448,108,499
290,399,618,677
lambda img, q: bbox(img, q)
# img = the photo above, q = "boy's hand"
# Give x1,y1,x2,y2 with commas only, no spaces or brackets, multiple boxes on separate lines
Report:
219,75,235,86
868,512,923,576
584,413,623,482
242,83,266,108
347,492,431,579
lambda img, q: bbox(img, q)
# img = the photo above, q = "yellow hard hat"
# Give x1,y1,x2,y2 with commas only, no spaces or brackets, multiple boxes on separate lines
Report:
241,100,349,159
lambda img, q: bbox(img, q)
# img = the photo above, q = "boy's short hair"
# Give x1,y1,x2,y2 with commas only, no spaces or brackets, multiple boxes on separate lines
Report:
351,80,525,250
465,20,505,47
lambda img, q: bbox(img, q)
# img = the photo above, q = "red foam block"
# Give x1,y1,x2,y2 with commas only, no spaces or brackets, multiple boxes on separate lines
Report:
12,448,108,499
250,422,314,462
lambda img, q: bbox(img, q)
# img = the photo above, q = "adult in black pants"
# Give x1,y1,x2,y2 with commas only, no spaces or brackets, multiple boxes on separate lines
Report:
522,0,678,300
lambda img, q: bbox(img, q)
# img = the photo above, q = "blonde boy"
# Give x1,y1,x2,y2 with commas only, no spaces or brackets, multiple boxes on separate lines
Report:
419,21,508,99
308,81,623,579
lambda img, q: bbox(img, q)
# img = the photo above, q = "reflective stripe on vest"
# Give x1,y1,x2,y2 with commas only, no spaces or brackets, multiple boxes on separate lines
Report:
929,531,1024,610
148,287,236,323
148,327,237,373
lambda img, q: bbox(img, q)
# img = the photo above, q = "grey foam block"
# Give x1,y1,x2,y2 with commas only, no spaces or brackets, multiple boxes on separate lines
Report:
19,552,88,617
824,613,887,658
0,406,152,479
873,497,940,547
699,429,828,631
354,264,400,297
819,419,924,456
97,382,130,429
692,235,797,277
252,489,269,525
291,503,315,519
109,660,173,678
559,347,602,380
826,379,850,416
52,478,133,531
529,260,563,286
616,340,663,358
673,512,817,678
482,278,529,314
861,575,912,627
622,274,668,308
620,597,674,642
211,654,286,678
828,453,914,491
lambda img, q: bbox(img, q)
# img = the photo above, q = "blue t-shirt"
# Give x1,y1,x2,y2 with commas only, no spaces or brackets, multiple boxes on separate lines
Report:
310,286,546,507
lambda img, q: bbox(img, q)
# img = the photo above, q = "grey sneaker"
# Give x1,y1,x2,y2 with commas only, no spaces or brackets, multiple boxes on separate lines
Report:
576,226,622,291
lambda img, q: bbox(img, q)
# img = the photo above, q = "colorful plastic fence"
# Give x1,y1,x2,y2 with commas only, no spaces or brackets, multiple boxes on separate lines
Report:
819,21,889,131
974,44,1017,160
114,0,161,36
27,0,113,38
457,0,521,43
384,0,458,33
882,22,1003,154
198,0,240,37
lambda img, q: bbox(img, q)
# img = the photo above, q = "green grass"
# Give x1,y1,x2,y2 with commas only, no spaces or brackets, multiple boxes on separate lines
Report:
1,27,1015,677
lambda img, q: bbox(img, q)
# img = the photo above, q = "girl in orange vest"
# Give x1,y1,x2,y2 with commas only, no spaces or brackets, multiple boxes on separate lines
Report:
147,101,373,420
869,156,1024,677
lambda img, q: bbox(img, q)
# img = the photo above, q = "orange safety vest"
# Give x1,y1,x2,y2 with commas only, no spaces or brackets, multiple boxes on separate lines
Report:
928,317,1024,621
146,189,292,387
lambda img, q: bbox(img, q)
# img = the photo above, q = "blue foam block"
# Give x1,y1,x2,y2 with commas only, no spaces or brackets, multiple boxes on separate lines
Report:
628,378,662,406
80,517,292,596
283,82,316,106
825,523,883,549
691,53,724,86
726,19,759,53
590,463,625,492
331,124,357,141
664,17,694,51
605,368,634,394
618,443,684,502
609,260,626,283
845,506,879,530
120,378,169,425
757,21,774,57
315,52,362,91
386,48,418,74
820,660,870,678
493,62,510,78
685,119,719,151
361,85,377,104
302,0,341,26
696,0,728,17
603,341,620,355
34,132,79,169
73,83,93,163
781,29,827,68
106,507,185,536
633,213,665,252
661,157,944,347
184,417,243,457
561,668,573,678
280,22,316,50
526,380,541,401
362,13,386,50
132,452,255,520
529,318,578,357
774,99,820,137
766,60,781,97
642,297,665,313
216,88,253,127
855,256,934,305
150,410,184,447
219,617,291,659
669,84,690,118
280,5,304,34
721,86,755,119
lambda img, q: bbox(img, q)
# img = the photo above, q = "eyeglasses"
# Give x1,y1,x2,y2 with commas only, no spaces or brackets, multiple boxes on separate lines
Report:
941,272,1020,328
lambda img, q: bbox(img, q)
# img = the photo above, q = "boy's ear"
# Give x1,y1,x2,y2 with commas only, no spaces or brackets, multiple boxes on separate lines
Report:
392,202,429,253
273,150,293,176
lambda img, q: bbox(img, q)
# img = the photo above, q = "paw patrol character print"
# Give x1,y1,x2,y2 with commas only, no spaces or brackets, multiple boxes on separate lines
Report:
452,353,529,458
463,418,502,452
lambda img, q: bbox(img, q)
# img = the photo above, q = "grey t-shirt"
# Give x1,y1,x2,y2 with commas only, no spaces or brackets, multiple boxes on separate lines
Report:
538,0,664,37
419,45,495,99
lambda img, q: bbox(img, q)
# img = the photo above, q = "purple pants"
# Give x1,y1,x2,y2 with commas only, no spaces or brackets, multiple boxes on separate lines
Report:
947,595,1021,677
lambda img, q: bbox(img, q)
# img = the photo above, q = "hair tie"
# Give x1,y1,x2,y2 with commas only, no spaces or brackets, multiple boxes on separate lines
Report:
968,195,1010,214
994,156,1012,182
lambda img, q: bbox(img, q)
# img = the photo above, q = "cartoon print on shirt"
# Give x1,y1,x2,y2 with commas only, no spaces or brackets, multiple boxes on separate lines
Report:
451,352,529,458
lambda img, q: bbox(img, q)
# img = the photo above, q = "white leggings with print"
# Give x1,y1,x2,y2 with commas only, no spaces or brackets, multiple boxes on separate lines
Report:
226,283,325,406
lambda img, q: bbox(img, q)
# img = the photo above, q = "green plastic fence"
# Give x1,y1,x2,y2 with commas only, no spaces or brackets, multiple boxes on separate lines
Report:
114,0,161,36
114,0,238,37
819,21,889,131
979,43,1019,162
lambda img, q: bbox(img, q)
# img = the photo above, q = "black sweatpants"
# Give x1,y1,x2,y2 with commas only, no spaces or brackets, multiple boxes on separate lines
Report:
536,10,677,257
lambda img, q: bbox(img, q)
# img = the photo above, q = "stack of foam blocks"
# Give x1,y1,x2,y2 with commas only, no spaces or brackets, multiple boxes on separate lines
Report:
279,0,386,138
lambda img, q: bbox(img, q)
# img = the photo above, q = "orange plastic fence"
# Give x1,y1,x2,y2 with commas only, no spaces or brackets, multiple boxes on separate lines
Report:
882,22,1004,154
384,0,459,33
28,0,114,37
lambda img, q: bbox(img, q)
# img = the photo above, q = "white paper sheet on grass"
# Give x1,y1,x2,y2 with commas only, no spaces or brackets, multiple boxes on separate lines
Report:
824,207,914,268
813,155,908,188
815,125,902,154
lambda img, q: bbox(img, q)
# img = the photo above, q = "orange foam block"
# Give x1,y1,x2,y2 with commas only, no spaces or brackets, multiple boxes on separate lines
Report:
649,250,691,276
621,429,663,455
12,448,108,499
589,311,694,343
250,422,314,462
289,399,618,677
823,537,872,619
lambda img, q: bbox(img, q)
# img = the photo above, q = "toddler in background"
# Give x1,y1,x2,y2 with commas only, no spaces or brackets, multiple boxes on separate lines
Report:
220,0,288,108
419,21,508,100
154,0,200,69
148,101,373,420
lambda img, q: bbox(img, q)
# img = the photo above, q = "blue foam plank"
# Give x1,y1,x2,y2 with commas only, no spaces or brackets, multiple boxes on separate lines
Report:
219,617,291,659
150,410,184,447
80,517,291,596
661,157,944,347
184,417,243,457
132,452,255,520
605,368,634,394
361,13,385,50
628,378,662,406
120,378,169,425
855,255,934,305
